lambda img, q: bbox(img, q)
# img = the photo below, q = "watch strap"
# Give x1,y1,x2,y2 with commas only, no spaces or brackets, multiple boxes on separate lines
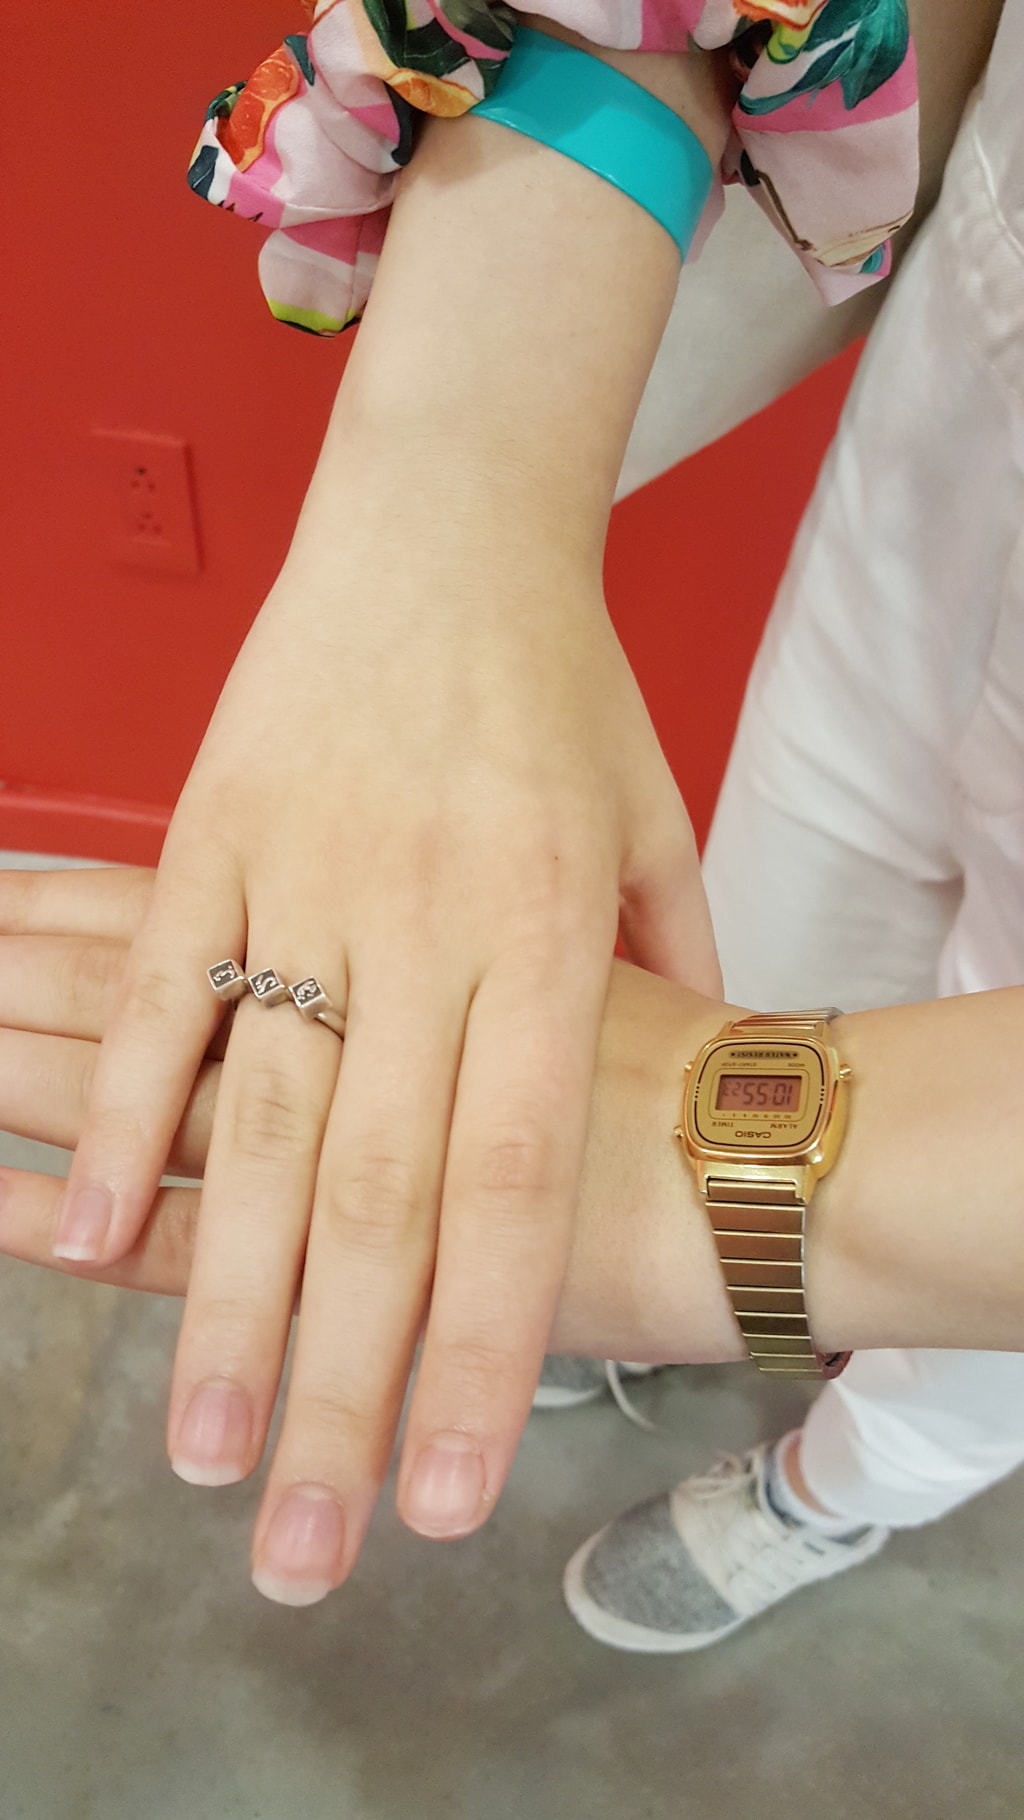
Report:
726,1008,842,1039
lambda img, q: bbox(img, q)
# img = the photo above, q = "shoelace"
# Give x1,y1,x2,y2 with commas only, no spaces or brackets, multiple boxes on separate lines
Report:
688,1447,824,1519
604,1360,657,1433
683,1448,844,1606
686,1452,754,1501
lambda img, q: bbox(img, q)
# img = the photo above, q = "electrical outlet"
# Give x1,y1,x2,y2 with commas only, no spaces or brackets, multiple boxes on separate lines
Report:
93,430,202,576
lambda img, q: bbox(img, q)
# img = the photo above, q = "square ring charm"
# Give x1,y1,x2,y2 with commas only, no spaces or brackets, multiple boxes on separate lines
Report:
290,977,346,1039
208,959,250,1003
290,977,327,1021
247,968,291,1007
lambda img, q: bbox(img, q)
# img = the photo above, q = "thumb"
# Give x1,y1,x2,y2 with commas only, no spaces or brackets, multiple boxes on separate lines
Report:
619,828,723,997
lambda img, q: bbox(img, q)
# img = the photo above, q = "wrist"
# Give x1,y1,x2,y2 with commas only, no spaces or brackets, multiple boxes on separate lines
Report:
306,394,610,570
286,406,613,612
553,967,746,1363
319,95,687,545
810,995,1024,1355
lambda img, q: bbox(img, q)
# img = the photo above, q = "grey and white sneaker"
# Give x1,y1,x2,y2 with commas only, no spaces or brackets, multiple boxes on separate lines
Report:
563,1442,889,1653
534,1357,660,1426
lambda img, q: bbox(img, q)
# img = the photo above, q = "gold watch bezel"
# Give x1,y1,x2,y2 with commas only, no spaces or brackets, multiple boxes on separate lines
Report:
677,1031,849,1178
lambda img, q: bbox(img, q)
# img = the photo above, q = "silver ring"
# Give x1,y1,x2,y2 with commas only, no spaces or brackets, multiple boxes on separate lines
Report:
208,962,345,1040
288,976,346,1040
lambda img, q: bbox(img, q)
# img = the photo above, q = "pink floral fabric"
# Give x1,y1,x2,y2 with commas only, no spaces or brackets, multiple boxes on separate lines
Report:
188,0,918,335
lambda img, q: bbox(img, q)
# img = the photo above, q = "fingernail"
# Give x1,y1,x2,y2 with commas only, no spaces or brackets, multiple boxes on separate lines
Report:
171,1382,253,1487
53,1184,113,1261
252,1485,346,1606
404,1433,485,1538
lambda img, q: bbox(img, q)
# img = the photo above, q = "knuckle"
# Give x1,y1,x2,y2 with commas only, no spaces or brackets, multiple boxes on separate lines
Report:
185,1289,265,1350
502,868,613,963
513,850,576,920
431,1331,519,1405
293,1384,385,1461
122,966,185,1030
88,1105,148,1158
68,1045,98,1128
66,937,122,1019
320,1149,425,1257
228,1066,320,1167
474,1121,554,1209
0,870,38,933
123,868,156,925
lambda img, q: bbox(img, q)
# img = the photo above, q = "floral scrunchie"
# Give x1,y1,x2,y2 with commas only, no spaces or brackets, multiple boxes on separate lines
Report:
188,0,919,335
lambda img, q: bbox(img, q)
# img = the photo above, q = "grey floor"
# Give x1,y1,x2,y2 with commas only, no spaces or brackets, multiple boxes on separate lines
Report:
1,856,1022,1820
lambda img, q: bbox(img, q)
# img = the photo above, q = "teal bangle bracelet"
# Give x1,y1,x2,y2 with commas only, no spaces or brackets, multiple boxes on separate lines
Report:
472,27,713,258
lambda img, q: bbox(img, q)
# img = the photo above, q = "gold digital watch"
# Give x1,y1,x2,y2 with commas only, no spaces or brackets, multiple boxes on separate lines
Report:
676,1011,852,1381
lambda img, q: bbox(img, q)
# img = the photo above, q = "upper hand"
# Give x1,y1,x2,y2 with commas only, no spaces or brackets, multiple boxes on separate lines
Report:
41,499,719,1605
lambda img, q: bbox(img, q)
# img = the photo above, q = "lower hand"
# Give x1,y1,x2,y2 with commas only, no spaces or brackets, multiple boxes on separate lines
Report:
0,865,737,1333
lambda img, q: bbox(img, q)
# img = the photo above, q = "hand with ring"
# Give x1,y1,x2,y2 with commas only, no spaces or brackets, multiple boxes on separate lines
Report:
45,99,722,1604
4,871,1021,1404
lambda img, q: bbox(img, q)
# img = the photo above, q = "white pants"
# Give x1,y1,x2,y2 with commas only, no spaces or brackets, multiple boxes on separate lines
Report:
702,8,1024,1530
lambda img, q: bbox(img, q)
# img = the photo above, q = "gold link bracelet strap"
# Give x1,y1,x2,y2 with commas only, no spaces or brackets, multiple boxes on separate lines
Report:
702,1010,849,1382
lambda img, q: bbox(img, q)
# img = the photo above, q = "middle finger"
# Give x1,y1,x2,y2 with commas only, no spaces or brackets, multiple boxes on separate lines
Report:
248,950,465,1606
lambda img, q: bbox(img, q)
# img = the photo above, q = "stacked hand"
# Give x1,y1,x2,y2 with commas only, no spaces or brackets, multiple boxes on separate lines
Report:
0,864,733,1590
34,498,718,1604
22,59,729,1606
6,864,1023,1463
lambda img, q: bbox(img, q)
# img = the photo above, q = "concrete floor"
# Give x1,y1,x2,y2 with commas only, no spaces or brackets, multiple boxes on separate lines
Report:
2,856,1022,1819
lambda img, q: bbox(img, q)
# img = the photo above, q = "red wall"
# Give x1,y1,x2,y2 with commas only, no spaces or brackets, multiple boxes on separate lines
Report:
1,2,856,862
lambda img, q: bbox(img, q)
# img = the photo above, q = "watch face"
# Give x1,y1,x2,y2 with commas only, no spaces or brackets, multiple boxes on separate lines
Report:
691,1040,827,1153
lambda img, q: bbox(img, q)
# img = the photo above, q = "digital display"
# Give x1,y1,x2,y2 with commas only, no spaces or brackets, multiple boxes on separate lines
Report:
715,1074,801,1111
